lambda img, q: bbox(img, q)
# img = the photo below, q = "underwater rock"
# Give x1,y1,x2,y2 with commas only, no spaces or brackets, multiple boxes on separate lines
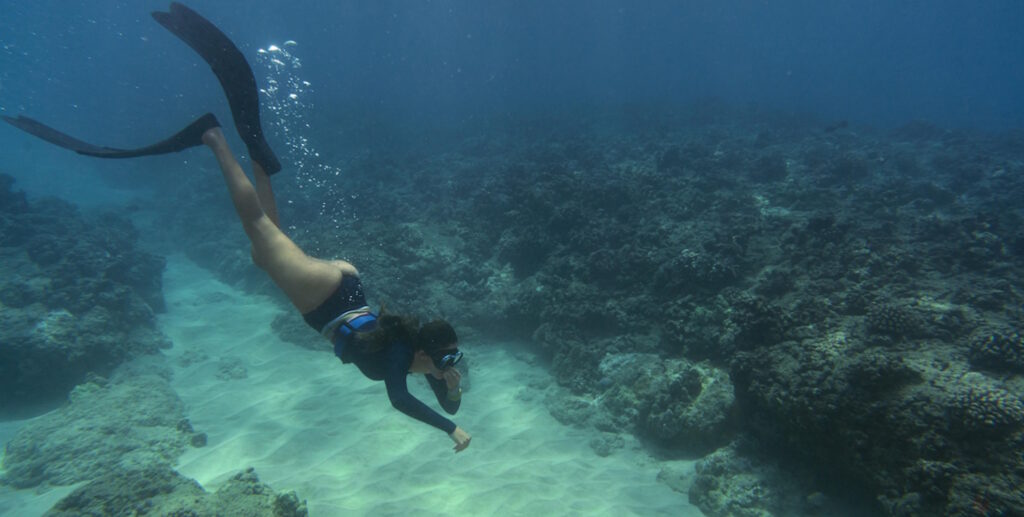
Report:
0,176,170,413
43,464,204,517
544,388,606,429
131,108,1024,514
645,366,734,450
1,374,203,488
866,303,923,342
655,462,695,495
864,297,976,347
177,347,211,367
0,299,170,411
723,294,793,354
216,356,249,380
44,466,307,517
653,248,738,295
598,353,735,454
950,381,1024,434
588,432,625,457
688,442,824,517
968,330,1024,374
732,336,1023,516
496,225,555,278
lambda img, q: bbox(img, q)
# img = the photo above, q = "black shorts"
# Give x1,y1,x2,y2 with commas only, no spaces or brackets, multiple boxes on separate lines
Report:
301,275,368,335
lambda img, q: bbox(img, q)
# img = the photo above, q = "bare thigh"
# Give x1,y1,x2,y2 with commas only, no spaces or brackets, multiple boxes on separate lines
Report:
244,215,351,313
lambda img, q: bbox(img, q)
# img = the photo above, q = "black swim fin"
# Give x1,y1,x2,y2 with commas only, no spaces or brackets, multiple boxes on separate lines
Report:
2,112,220,159
152,2,282,175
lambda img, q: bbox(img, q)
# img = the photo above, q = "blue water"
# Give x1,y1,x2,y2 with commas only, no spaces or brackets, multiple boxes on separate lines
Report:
2,2,1024,515
1,0,1022,147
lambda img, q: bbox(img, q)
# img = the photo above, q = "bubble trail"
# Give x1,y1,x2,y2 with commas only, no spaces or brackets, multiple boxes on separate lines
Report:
256,41,354,252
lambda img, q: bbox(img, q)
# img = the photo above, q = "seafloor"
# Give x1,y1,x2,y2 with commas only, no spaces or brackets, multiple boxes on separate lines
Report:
2,104,1023,516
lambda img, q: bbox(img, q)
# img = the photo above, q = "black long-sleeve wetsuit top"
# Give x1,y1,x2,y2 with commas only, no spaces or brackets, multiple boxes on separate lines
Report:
339,340,460,434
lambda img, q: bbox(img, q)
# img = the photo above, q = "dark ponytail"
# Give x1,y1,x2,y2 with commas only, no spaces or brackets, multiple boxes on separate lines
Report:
351,312,419,353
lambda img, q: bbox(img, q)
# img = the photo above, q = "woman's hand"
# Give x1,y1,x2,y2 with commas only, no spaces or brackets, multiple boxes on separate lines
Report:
443,368,462,391
449,426,471,453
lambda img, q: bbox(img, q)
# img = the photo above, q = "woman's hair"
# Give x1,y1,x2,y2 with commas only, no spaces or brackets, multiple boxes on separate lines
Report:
352,313,419,354
417,320,458,352
350,313,457,353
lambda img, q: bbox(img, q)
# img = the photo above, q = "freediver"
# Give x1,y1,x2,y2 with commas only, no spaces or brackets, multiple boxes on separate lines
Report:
2,2,472,453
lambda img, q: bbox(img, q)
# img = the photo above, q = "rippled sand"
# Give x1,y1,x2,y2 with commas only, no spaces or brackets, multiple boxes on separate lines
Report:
159,255,697,516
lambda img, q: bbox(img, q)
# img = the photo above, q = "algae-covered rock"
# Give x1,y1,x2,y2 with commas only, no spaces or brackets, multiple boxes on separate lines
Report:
43,464,205,517
686,440,853,517
2,374,203,488
0,174,169,412
689,443,804,517
968,329,1024,373
598,353,735,454
44,466,307,517
0,301,170,410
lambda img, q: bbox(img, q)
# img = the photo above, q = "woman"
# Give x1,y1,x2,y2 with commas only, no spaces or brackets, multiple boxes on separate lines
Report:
202,126,472,453
3,2,471,453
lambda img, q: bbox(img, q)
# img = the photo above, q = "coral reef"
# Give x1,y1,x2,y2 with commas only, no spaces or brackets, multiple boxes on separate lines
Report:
950,380,1024,433
865,303,923,341
0,337,303,515
44,466,307,517
688,442,844,517
0,174,169,412
142,104,1024,515
0,174,308,513
732,340,1024,516
1,372,205,489
968,330,1024,373
598,353,735,454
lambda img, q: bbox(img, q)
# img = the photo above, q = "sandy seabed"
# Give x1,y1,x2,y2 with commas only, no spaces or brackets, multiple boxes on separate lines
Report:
1,255,699,516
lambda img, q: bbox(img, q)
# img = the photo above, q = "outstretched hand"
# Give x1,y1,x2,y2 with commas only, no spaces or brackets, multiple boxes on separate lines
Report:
449,426,471,453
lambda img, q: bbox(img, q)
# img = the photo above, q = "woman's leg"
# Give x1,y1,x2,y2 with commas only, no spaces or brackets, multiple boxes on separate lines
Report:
251,161,281,228
201,127,350,313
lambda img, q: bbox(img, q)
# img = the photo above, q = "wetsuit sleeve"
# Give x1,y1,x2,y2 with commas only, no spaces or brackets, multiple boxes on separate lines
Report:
426,374,461,415
383,345,457,434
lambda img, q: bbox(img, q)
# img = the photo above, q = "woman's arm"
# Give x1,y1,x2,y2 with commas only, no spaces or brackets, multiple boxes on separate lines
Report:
383,345,457,434
426,374,461,415
425,372,462,413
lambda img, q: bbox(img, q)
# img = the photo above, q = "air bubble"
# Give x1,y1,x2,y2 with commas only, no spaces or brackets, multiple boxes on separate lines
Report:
257,40,353,237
